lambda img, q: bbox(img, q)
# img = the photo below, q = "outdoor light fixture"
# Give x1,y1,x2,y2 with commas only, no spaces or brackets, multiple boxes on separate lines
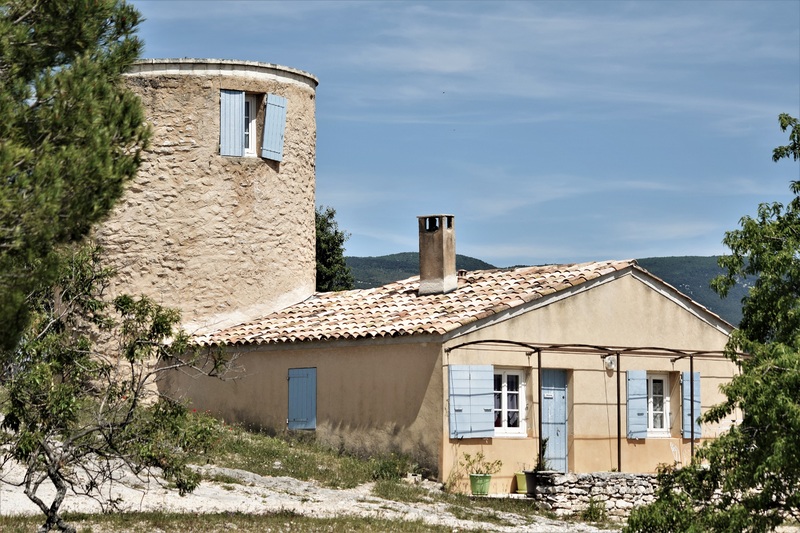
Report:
604,355,617,371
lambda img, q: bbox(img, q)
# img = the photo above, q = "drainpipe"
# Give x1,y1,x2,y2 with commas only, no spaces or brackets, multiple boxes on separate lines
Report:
690,354,695,459
537,349,543,467
616,353,621,472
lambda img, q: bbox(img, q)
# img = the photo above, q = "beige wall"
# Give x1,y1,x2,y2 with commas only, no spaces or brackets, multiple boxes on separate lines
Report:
441,271,736,492
95,59,318,332
162,338,446,473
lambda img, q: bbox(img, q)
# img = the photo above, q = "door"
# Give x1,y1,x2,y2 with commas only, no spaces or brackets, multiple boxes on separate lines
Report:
541,369,568,472
288,367,316,430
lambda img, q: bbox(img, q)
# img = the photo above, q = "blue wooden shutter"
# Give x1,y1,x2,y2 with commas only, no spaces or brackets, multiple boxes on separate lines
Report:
448,365,494,438
261,93,287,161
682,371,701,439
626,370,648,439
288,367,316,430
220,90,245,156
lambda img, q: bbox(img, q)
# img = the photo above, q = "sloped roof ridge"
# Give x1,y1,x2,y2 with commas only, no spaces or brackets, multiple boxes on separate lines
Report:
191,259,636,347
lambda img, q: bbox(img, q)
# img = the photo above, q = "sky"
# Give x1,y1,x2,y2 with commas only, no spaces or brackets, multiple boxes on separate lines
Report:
131,0,800,267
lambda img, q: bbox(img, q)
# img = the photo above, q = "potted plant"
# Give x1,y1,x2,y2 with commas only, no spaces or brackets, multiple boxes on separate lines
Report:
524,437,550,497
461,451,502,496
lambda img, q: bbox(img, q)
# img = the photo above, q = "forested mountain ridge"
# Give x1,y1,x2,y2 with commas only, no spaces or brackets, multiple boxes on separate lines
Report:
345,254,746,325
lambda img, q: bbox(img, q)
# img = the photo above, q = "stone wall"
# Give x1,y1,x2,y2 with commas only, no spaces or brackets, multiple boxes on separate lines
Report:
95,60,318,333
531,471,657,518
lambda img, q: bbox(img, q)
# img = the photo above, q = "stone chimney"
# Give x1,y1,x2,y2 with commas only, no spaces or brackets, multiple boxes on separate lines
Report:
418,215,456,295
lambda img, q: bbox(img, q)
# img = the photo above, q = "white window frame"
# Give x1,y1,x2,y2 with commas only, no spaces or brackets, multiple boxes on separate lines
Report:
243,93,258,157
493,369,526,437
647,373,671,437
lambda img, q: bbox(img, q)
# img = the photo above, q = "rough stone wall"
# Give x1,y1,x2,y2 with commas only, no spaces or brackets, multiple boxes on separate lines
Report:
532,471,657,519
95,61,317,332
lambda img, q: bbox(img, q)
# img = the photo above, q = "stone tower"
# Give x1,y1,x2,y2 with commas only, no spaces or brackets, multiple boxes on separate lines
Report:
95,59,319,332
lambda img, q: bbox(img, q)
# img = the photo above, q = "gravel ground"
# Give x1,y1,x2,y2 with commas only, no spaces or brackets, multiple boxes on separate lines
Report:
0,463,606,532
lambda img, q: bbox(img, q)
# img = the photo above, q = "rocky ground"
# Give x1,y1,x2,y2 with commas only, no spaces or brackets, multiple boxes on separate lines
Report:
1,463,606,532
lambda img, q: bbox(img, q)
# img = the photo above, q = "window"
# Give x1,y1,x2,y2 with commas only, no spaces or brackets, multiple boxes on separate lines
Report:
243,94,258,156
448,365,526,439
220,90,287,161
494,370,525,436
628,370,702,440
647,373,670,436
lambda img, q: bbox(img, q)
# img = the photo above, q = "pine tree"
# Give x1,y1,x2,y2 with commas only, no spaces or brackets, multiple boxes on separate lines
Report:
0,0,149,350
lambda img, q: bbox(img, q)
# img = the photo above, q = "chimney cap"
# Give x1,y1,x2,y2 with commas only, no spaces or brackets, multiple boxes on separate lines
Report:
417,214,454,219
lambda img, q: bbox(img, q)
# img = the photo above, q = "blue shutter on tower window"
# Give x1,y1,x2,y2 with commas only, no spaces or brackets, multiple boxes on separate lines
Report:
288,367,317,430
261,93,287,161
627,370,648,439
448,365,494,439
220,90,245,156
682,371,701,439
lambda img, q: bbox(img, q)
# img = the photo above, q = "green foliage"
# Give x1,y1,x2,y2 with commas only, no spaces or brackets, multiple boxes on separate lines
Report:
0,245,229,532
0,0,150,350
580,497,607,523
460,451,502,475
629,114,800,531
315,205,355,292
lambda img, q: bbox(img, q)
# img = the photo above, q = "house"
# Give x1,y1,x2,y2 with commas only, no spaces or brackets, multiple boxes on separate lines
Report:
95,59,319,333
165,214,738,494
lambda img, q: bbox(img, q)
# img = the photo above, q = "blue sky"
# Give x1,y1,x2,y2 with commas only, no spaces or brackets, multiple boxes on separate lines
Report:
131,0,800,267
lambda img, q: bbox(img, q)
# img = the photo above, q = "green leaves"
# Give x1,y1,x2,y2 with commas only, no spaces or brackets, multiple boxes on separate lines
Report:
0,0,149,350
315,205,355,292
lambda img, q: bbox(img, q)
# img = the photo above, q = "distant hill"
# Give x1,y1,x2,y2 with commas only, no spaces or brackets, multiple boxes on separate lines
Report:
636,256,746,326
346,253,495,289
346,254,746,326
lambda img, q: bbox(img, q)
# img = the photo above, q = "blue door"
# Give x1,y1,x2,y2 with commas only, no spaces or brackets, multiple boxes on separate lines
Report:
541,369,568,472
288,368,316,430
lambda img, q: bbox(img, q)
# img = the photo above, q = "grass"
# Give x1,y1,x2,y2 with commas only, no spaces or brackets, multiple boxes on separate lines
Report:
205,425,411,489
0,511,454,532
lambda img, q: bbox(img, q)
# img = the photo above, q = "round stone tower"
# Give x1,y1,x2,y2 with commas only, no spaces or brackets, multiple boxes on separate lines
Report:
95,59,319,332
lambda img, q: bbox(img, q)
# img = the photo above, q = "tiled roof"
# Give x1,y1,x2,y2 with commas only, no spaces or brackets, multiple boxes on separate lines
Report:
191,260,636,347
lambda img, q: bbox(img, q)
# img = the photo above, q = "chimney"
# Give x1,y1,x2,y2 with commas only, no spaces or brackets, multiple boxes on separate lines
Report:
418,215,456,295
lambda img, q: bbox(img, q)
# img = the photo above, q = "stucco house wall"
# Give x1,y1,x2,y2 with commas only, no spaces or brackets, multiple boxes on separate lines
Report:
164,338,446,473
95,59,319,332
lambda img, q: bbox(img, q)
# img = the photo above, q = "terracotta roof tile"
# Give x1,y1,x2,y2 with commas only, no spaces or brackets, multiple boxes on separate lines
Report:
191,260,635,347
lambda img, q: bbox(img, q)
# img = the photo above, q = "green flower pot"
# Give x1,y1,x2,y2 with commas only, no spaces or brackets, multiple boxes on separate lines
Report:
515,471,527,494
469,473,491,495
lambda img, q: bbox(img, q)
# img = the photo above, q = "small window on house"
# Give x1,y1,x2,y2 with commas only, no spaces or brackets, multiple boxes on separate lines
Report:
494,369,526,436
647,373,670,436
220,90,287,161
243,94,258,157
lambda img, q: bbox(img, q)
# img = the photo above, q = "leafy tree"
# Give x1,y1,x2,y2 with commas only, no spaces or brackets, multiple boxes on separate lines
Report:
626,114,800,532
315,205,354,292
0,245,230,533
0,0,149,350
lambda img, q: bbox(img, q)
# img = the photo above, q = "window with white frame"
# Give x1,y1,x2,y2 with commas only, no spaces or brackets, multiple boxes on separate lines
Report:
647,373,670,436
493,369,525,436
243,94,258,156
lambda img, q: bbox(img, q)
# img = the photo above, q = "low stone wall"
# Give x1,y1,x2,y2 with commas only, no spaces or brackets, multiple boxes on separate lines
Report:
531,471,657,518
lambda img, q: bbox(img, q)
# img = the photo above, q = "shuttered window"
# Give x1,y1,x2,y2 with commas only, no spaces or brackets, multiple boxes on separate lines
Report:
261,93,287,161
448,365,494,438
288,367,316,430
681,371,701,439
